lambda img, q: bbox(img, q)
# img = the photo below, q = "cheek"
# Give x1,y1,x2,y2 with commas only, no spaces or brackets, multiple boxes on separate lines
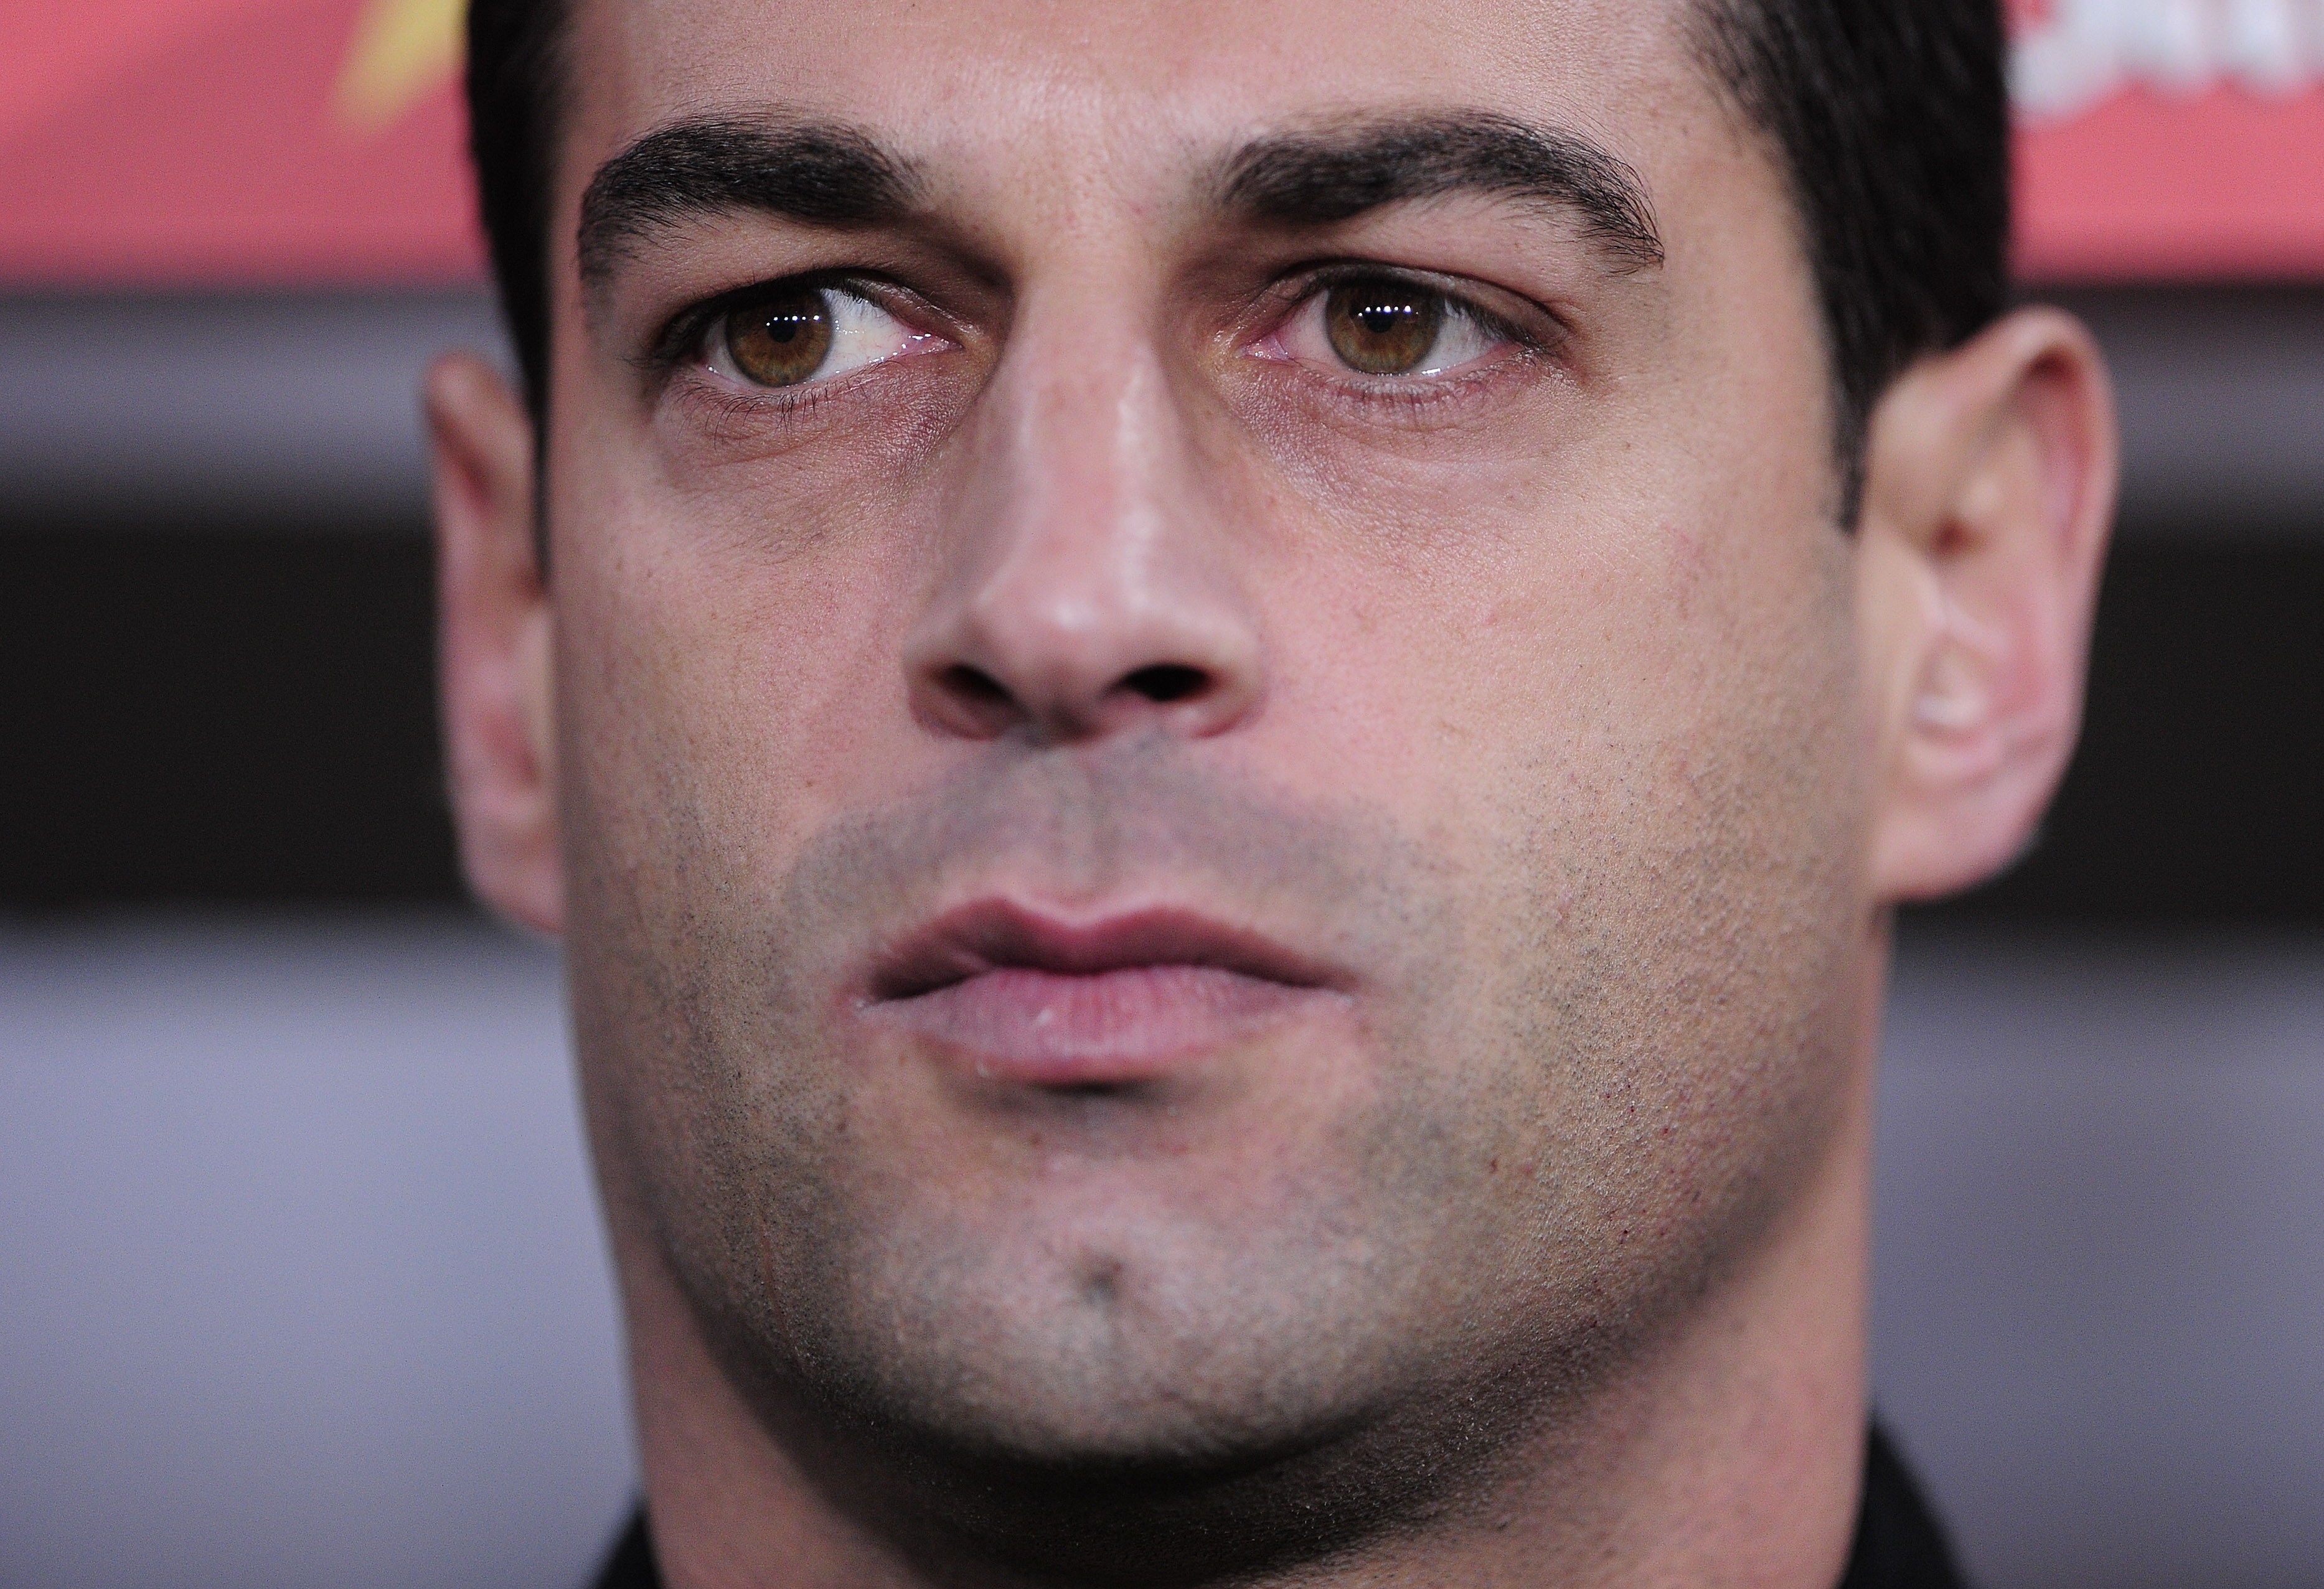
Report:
1259,444,1866,1176
550,459,941,893
1244,454,1767,869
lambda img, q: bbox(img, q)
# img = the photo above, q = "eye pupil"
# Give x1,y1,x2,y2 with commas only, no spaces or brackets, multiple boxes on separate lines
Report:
725,288,835,386
1325,280,1443,375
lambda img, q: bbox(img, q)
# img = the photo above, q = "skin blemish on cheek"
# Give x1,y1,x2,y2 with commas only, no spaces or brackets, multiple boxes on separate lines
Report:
1662,520,1711,621
1078,1257,1126,1309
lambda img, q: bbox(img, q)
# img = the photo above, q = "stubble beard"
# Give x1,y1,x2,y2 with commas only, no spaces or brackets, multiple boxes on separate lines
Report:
567,726,1863,1582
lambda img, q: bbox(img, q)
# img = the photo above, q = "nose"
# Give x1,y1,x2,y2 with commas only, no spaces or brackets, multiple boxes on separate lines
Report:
905,328,1265,746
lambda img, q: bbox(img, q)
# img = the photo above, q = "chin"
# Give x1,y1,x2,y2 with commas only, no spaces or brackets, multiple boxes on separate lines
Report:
751,1278,1487,1583
778,1214,1375,1461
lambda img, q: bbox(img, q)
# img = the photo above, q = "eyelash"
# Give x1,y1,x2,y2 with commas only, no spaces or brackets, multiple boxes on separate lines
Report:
1244,265,1559,420
644,272,927,380
1268,263,1543,349
683,373,850,433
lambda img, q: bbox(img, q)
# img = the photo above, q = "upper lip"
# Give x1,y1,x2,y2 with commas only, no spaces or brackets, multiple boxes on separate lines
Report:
865,898,1346,1003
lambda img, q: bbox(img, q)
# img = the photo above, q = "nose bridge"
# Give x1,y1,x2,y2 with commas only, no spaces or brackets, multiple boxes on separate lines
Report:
907,286,1264,743
987,298,1184,601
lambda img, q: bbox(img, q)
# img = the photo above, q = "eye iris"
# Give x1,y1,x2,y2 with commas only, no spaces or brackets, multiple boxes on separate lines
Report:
725,289,834,387
1325,281,1442,375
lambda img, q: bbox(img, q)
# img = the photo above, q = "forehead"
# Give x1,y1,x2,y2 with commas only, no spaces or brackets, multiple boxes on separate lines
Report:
563,0,1716,200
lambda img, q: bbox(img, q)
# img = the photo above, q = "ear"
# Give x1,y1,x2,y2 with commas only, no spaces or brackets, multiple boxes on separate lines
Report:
428,352,563,935
1860,307,2119,902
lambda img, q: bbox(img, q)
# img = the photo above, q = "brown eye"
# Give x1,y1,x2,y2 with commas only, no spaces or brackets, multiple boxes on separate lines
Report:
1324,279,1444,375
722,288,834,387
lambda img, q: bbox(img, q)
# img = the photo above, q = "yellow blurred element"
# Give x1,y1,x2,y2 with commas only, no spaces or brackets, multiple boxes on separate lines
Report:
333,0,465,132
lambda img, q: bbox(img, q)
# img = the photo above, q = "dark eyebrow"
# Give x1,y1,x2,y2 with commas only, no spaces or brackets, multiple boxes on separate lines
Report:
576,115,920,289
1220,113,1664,272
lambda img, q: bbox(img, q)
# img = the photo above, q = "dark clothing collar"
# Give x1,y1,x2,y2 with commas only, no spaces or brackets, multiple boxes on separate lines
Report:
592,1424,1963,1588
1840,1423,1967,1588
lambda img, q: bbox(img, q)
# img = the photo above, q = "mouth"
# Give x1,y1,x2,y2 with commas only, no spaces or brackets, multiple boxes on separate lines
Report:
859,899,1352,1085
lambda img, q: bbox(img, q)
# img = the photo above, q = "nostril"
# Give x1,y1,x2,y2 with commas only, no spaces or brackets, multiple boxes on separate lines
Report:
1121,664,1208,704
941,663,1014,706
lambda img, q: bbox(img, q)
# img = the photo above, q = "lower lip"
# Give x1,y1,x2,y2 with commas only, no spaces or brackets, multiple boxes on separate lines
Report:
865,965,1327,1084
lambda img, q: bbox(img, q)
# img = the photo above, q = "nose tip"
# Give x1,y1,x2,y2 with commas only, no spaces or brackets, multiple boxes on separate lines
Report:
911,614,1262,745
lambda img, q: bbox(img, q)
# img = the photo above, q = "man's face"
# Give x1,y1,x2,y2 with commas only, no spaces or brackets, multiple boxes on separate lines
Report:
548,0,1871,1544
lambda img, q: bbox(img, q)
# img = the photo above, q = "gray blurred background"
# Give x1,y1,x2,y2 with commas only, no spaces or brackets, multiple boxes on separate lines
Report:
3,284,2320,1589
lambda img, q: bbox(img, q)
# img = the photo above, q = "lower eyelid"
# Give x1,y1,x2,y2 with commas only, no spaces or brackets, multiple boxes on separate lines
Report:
675,336,959,433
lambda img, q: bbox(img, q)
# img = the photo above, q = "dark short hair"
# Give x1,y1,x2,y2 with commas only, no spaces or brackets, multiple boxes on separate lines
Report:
1690,1,2010,520
466,0,2007,525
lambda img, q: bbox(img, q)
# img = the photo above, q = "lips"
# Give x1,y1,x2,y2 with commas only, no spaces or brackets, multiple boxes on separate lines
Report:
860,900,1348,1084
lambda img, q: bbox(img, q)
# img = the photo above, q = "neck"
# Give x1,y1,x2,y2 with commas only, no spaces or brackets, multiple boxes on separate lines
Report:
603,976,1884,1589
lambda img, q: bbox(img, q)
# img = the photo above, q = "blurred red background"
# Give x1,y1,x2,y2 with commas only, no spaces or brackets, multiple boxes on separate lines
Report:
3,0,2323,288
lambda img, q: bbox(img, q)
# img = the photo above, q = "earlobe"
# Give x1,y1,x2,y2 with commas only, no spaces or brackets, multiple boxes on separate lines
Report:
1861,308,2119,903
428,351,564,935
